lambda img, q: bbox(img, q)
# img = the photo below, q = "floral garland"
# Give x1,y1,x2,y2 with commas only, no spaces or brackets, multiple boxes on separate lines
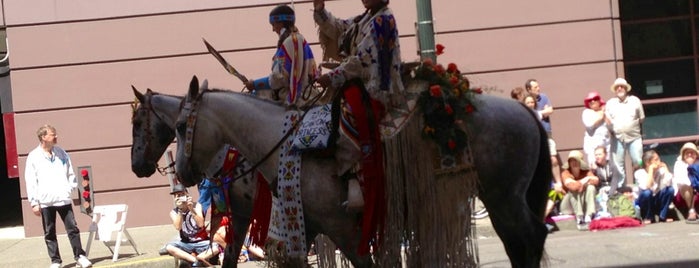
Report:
415,44,482,156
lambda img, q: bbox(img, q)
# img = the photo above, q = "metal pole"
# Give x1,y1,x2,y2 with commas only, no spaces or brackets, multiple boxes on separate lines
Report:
415,0,436,62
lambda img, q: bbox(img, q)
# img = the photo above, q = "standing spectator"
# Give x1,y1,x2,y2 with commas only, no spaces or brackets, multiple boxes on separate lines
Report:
559,150,599,229
522,93,545,120
605,78,645,189
635,150,674,224
24,124,92,268
164,184,220,266
672,142,699,222
582,91,610,169
525,79,562,197
510,87,526,102
525,79,554,134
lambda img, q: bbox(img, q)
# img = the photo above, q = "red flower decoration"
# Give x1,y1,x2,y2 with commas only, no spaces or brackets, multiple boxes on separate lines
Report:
82,191,90,199
429,85,442,97
434,64,445,75
472,88,483,94
436,44,445,55
465,104,475,113
449,76,459,85
447,139,456,150
423,58,434,67
447,63,458,73
445,104,453,115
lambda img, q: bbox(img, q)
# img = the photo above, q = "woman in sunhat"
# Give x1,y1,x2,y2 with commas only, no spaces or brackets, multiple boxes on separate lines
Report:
605,78,645,192
582,91,610,169
672,142,699,222
559,150,600,229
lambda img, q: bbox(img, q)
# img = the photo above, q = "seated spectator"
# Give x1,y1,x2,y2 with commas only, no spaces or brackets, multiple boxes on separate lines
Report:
559,150,599,229
635,150,674,224
164,184,220,267
606,186,637,218
592,146,614,189
592,146,614,216
238,223,265,263
672,142,699,223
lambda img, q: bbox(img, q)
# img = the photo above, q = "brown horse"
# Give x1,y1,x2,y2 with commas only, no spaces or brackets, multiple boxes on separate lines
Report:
173,76,551,268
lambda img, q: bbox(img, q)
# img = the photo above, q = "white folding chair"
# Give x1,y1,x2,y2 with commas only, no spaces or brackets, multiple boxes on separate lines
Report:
85,204,140,262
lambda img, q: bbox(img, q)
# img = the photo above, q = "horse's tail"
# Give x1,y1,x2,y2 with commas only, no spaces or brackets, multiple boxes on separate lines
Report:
525,106,553,220
523,104,552,267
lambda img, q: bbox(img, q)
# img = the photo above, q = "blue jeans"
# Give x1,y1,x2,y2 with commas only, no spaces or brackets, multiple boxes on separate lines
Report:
610,137,643,189
638,187,674,221
169,240,217,255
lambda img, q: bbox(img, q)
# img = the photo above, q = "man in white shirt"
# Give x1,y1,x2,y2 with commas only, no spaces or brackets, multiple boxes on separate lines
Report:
605,78,645,191
24,125,92,268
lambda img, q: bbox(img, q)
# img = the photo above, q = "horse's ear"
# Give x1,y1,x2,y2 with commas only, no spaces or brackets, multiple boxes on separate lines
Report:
132,85,145,103
188,76,200,99
200,79,209,93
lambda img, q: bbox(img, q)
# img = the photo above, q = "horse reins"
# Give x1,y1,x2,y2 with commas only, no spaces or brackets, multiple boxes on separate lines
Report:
226,84,331,182
183,84,330,182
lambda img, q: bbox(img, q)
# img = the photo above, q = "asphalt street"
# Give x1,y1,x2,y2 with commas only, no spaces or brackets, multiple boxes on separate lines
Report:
1,216,698,267
476,218,699,268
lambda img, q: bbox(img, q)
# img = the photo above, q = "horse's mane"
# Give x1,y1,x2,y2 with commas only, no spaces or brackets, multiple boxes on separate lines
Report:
204,88,287,108
131,90,186,122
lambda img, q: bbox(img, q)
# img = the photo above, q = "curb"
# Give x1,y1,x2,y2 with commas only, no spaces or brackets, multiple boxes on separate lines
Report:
95,256,176,268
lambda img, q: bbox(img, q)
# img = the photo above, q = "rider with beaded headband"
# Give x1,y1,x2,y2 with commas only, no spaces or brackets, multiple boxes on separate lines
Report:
244,5,318,108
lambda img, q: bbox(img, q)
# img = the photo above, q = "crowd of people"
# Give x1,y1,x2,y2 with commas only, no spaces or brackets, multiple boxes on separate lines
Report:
511,77,699,231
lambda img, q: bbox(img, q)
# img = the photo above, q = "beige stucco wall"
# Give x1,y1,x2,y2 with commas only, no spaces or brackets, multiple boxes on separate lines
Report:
4,0,622,237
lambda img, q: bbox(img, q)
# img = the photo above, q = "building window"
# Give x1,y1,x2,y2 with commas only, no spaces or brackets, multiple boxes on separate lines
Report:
619,0,699,162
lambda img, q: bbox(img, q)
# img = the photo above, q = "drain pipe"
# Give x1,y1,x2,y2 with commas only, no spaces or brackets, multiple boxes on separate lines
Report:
415,0,436,62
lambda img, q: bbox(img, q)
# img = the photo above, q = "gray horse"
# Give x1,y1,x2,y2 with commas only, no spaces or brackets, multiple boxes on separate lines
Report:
173,76,551,267
129,87,259,267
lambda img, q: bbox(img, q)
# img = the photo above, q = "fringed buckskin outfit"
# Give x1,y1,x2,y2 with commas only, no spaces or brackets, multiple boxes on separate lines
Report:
314,4,404,256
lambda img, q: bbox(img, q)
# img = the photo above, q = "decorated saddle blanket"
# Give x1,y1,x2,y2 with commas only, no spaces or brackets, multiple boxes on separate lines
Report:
337,85,421,152
291,104,336,152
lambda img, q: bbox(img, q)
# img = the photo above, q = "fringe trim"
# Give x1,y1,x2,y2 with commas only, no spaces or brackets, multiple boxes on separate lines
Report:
315,234,351,268
318,28,341,62
262,239,307,268
379,108,480,267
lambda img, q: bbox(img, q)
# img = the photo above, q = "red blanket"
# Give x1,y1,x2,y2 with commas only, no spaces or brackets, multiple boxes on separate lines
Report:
589,216,642,231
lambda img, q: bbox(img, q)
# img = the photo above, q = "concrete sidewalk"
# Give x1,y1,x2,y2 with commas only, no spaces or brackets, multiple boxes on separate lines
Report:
0,218,499,268
0,224,182,268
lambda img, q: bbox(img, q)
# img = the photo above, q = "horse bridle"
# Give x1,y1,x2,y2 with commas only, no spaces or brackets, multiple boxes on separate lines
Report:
132,94,176,176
